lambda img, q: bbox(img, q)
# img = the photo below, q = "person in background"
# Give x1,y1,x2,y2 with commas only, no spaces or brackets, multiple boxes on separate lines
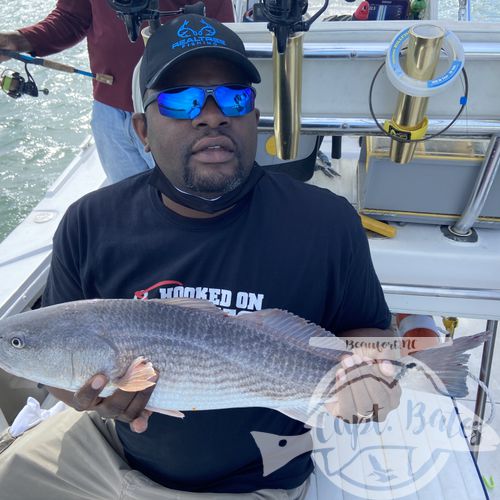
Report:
0,0,234,183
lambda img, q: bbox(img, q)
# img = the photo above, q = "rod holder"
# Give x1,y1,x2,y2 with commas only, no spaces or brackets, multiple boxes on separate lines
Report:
389,25,444,164
272,32,303,160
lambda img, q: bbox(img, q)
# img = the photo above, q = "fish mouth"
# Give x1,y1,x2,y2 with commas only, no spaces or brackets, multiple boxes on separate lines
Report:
0,360,24,380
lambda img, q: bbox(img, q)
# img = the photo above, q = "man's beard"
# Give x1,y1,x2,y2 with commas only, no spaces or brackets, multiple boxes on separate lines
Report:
182,151,249,196
149,161,264,215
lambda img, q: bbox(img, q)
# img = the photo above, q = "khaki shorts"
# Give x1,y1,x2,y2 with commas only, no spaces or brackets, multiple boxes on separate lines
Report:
0,409,310,500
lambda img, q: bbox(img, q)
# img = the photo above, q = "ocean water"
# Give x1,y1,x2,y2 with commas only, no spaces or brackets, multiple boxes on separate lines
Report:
0,0,499,241
0,2,91,240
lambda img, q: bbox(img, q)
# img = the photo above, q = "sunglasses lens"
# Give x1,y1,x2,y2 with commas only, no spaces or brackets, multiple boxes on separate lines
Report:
155,86,255,119
214,86,255,117
157,87,206,119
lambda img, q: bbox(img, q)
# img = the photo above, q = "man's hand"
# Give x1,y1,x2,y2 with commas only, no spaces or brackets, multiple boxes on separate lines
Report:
326,328,402,423
0,31,33,62
47,372,158,433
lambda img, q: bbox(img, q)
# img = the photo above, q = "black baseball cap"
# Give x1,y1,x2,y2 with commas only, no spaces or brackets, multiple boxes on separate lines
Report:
140,14,261,98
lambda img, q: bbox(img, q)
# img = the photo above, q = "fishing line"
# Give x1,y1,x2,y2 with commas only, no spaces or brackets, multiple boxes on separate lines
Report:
466,371,495,424
461,66,470,138
368,60,469,143
23,63,37,95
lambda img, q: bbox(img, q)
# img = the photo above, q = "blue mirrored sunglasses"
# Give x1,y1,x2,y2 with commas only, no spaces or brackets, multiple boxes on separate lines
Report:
143,84,256,120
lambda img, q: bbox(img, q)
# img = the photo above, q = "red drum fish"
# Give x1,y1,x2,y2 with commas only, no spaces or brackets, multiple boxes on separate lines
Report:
0,298,489,423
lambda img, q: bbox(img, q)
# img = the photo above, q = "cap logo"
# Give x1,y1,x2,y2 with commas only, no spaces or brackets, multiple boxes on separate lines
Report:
172,19,226,50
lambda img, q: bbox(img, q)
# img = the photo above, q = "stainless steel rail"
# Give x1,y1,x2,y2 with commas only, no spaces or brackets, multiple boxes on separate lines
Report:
382,284,500,302
258,116,500,138
451,136,500,235
245,42,500,60
471,319,498,458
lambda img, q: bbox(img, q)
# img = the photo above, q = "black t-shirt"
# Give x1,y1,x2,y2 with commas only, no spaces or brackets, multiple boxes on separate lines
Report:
43,167,391,493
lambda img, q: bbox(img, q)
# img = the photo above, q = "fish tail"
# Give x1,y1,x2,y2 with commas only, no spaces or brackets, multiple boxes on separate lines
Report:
408,330,491,398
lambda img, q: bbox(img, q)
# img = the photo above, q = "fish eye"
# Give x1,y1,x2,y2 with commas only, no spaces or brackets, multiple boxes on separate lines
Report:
10,337,25,349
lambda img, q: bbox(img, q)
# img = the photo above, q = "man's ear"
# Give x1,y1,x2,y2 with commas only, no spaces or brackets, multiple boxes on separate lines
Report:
132,112,150,151
254,108,260,124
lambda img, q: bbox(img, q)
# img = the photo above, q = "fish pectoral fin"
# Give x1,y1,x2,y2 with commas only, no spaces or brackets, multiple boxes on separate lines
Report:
115,356,157,392
146,406,185,419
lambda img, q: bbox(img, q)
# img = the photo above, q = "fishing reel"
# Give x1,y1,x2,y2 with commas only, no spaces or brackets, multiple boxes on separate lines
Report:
106,0,206,42
259,0,329,52
0,67,48,99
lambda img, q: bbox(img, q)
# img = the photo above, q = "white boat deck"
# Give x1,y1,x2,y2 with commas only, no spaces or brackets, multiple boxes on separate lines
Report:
306,396,490,499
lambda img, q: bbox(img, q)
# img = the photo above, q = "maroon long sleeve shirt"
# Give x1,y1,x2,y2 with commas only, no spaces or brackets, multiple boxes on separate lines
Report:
19,1,235,112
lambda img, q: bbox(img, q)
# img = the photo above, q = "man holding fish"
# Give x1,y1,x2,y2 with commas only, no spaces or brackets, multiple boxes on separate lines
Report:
0,14,403,500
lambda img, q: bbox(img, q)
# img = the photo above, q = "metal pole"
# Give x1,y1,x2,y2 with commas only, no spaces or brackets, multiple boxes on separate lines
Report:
470,320,498,459
450,135,500,236
257,116,500,137
458,0,467,21
272,32,304,160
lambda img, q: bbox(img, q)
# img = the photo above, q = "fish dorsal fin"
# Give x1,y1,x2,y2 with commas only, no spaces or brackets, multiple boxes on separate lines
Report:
153,298,225,315
235,309,338,342
234,309,347,359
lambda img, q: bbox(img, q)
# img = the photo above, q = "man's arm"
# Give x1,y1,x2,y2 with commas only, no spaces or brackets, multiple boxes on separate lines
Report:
0,31,33,62
333,204,392,333
12,1,92,58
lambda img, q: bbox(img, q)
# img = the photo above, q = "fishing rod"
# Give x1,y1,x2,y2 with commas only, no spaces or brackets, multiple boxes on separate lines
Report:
0,49,114,85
